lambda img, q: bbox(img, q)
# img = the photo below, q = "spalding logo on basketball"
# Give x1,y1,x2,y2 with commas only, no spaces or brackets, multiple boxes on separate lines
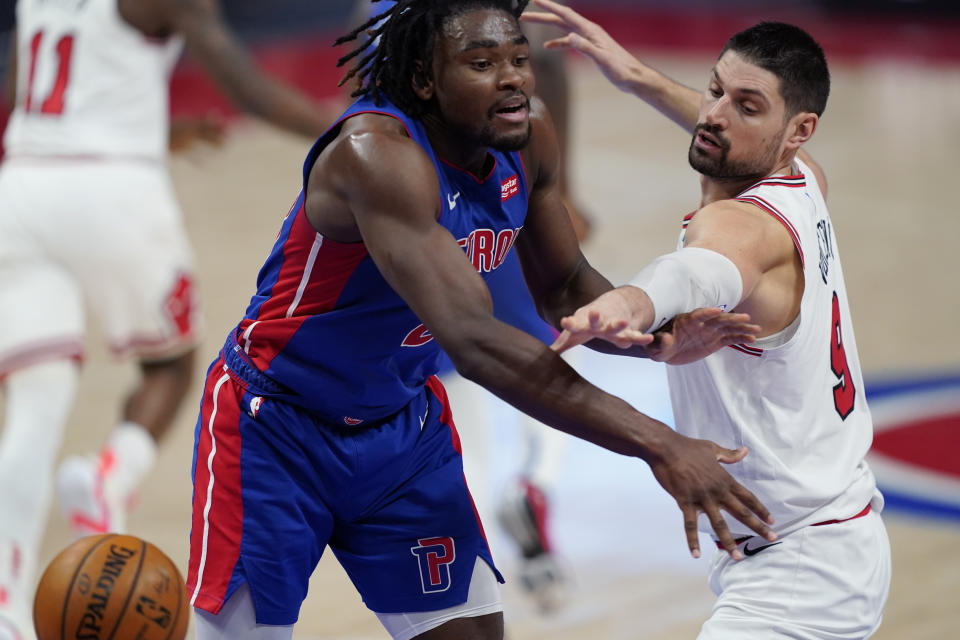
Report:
866,374,960,520
34,534,189,640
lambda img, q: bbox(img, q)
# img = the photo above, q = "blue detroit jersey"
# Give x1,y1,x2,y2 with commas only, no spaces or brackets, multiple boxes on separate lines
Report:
227,95,535,426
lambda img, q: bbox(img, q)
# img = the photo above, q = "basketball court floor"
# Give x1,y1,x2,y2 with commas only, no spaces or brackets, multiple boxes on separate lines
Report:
30,50,960,639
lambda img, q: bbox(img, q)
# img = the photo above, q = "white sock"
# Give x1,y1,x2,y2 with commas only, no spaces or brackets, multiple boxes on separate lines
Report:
0,360,79,595
99,422,158,502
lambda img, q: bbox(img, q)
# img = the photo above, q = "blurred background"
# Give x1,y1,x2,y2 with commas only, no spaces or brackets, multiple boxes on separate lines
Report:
1,1,958,638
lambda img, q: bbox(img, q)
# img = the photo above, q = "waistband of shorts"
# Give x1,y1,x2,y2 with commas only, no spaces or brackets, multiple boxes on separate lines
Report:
715,503,872,549
221,331,291,397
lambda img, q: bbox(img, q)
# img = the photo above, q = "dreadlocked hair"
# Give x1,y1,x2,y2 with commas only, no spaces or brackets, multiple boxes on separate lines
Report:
335,0,530,117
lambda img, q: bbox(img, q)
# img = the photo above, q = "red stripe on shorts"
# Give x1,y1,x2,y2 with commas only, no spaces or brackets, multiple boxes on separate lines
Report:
425,375,494,546
186,358,247,613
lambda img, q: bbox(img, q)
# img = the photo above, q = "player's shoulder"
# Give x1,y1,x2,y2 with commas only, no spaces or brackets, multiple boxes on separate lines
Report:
314,113,438,203
695,198,762,222
318,113,428,176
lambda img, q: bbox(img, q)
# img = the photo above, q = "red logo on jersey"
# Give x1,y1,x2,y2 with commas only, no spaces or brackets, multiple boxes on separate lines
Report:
164,273,196,337
501,174,520,202
456,227,521,273
344,416,364,426
402,324,434,347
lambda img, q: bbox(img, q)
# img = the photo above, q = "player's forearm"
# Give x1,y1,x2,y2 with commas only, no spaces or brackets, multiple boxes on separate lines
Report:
216,69,328,140
622,62,700,134
182,17,329,140
449,324,675,461
534,259,614,329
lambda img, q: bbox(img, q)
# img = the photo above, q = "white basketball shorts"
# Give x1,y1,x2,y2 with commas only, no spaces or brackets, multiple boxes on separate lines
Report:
700,509,891,639
0,157,201,377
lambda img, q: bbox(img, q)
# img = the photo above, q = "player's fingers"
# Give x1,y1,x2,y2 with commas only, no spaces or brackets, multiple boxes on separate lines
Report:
532,0,587,26
543,36,573,51
550,329,590,353
731,482,777,530
518,11,567,28
549,330,573,352
613,329,654,347
704,503,743,561
715,445,749,464
721,311,753,324
560,313,590,332
689,306,724,320
724,497,778,542
681,505,702,559
588,309,607,329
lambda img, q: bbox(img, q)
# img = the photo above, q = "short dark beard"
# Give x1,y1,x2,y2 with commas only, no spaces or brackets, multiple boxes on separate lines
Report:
688,123,782,182
481,121,533,151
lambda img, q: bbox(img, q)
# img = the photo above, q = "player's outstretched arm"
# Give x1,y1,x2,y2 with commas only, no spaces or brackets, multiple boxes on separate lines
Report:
308,116,775,559
521,0,700,132
125,0,329,139
523,0,830,195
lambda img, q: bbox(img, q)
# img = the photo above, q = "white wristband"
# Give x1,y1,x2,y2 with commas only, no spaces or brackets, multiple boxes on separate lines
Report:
628,247,743,332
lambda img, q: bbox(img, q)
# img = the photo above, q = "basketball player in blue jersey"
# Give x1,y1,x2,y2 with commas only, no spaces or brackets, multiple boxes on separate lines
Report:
349,0,577,611
187,2,776,638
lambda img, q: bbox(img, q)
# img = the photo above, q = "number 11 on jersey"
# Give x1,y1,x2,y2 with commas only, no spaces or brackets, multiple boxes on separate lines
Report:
24,30,75,116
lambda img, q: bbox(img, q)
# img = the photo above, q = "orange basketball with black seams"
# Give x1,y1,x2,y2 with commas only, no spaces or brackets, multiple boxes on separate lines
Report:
33,534,189,640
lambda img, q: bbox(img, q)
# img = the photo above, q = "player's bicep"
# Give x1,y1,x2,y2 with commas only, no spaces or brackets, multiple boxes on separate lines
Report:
682,203,781,299
336,135,493,349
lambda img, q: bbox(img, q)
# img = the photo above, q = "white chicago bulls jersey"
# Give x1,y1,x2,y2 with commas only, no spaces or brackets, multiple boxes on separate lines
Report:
667,157,881,538
4,0,183,160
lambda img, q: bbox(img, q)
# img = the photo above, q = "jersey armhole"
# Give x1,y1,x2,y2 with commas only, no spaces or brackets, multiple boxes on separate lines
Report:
734,195,805,269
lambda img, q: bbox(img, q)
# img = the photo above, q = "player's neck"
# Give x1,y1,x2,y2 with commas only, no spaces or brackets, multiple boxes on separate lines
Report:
699,159,798,205
420,114,490,179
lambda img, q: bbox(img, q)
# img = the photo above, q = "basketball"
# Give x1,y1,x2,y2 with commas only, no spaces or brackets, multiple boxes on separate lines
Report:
33,534,189,640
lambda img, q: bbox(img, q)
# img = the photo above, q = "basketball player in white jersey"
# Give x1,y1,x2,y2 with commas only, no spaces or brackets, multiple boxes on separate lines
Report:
525,1,891,636
0,0,329,636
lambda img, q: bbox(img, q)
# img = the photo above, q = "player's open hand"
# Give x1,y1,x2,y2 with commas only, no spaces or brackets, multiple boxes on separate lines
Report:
648,308,760,365
521,0,640,94
551,287,654,353
650,432,777,561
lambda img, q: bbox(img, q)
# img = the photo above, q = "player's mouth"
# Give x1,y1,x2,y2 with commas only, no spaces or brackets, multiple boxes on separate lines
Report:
493,96,529,123
693,126,727,152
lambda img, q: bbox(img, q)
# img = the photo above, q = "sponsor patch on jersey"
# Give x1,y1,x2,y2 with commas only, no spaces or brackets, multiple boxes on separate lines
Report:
866,374,960,521
501,174,520,202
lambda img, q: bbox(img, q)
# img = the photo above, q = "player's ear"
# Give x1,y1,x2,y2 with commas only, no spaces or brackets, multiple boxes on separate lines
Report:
412,60,434,101
786,112,818,149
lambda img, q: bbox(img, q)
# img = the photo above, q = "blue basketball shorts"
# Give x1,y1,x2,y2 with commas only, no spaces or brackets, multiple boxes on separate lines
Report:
186,355,503,625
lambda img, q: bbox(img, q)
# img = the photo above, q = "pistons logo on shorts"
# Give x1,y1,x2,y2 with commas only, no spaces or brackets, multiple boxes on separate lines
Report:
410,537,456,594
